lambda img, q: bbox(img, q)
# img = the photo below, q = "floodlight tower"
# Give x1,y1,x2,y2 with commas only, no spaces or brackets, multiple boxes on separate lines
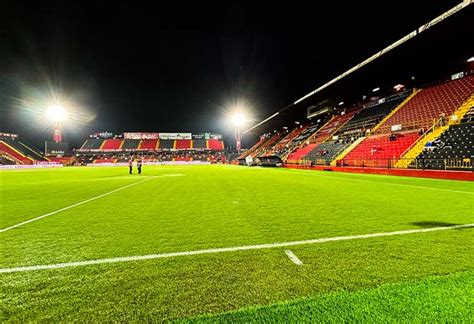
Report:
47,105,66,142
232,113,245,151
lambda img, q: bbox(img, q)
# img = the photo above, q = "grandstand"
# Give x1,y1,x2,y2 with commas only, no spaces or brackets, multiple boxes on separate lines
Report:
341,76,473,168
412,104,474,170
244,74,473,172
286,111,356,163
77,133,225,153
0,133,48,165
73,132,226,165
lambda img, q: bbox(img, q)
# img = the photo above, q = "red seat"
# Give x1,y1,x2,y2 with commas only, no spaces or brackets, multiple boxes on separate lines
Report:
343,132,420,167
101,139,123,150
377,76,473,134
139,139,158,150
207,139,224,150
0,141,34,164
175,139,192,150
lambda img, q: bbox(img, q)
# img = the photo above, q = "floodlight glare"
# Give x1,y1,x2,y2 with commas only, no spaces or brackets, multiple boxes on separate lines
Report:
232,113,245,126
393,84,405,91
372,87,380,92
467,57,474,63
47,105,67,122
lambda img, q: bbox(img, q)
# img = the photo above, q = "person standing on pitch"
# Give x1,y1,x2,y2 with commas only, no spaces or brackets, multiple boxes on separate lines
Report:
129,157,133,174
137,157,142,174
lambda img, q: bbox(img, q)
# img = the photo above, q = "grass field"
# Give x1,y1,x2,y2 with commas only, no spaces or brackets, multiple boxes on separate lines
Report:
1,165,473,321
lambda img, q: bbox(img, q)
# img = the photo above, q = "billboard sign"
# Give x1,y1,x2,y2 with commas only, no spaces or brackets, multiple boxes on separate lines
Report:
123,132,159,139
159,133,192,140
45,141,69,156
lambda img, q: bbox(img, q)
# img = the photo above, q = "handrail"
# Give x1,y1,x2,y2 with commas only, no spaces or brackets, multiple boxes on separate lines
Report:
399,117,441,157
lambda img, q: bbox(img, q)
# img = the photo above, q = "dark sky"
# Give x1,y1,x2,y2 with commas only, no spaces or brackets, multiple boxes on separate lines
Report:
0,1,472,149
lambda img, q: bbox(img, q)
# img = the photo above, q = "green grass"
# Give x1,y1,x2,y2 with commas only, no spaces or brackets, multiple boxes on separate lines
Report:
189,271,474,323
0,165,473,321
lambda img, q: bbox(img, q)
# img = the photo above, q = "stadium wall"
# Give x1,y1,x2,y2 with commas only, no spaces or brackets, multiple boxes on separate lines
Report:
284,164,474,181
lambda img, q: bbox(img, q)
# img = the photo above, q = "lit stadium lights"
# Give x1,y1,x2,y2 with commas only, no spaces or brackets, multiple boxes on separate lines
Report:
232,112,245,126
467,57,474,63
47,104,67,122
372,87,380,92
393,84,405,91
338,101,344,106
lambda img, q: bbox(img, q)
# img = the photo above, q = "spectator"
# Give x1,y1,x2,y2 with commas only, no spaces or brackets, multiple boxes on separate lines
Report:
439,112,447,126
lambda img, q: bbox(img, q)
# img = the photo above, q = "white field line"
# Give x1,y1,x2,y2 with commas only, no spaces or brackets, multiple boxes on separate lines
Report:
0,174,184,233
285,250,303,266
282,169,473,195
1,223,472,274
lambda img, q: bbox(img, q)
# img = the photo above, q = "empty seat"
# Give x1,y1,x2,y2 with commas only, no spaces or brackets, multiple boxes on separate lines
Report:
175,139,192,150
101,139,123,150
207,139,224,150
376,76,474,134
139,139,159,150
342,132,420,167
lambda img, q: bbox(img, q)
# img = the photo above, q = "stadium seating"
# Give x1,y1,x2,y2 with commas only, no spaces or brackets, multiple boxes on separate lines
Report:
414,106,473,170
0,154,16,165
160,139,174,150
309,111,357,146
335,93,409,138
193,139,207,149
6,139,47,161
238,134,273,159
286,112,355,162
121,139,140,150
0,141,34,164
207,139,224,150
305,140,350,165
375,76,474,134
266,125,306,155
101,139,123,150
283,122,327,154
341,132,420,167
0,138,51,164
138,139,159,150
175,139,192,150
286,143,318,162
80,139,103,150
251,132,285,157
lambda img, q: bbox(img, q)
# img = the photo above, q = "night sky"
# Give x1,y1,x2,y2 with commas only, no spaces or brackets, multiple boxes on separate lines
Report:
0,1,472,149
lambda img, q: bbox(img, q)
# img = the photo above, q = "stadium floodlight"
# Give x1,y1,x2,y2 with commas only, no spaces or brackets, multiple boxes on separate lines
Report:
232,112,245,126
467,57,474,63
338,101,344,106
372,87,380,92
47,104,67,122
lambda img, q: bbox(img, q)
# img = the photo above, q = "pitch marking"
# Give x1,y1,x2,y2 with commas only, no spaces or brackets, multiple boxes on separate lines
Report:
1,223,471,274
0,174,184,233
285,250,303,266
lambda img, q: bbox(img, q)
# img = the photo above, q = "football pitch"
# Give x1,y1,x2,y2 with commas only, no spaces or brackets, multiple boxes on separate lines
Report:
1,165,473,321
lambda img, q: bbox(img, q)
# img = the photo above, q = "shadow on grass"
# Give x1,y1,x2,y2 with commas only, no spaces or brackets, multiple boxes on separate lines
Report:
410,221,470,230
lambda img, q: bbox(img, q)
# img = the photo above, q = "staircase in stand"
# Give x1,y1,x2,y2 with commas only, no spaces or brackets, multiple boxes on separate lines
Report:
330,137,365,166
395,94,474,168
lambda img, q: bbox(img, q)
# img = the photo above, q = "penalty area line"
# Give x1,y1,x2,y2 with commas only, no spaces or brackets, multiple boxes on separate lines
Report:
0,174,184,233
1,223,472,274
